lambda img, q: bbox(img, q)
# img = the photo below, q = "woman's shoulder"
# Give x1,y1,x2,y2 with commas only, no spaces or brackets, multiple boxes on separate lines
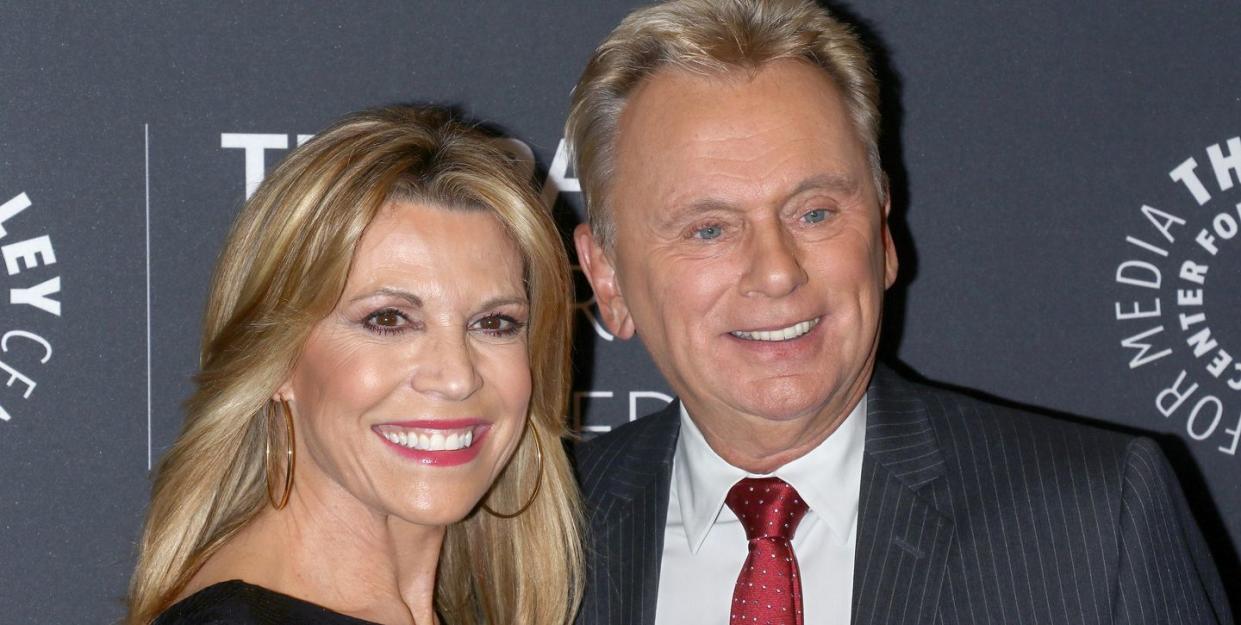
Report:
153,580,380,625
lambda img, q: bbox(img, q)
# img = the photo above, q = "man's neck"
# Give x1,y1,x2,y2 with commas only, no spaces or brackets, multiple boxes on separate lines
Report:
688,394,863,474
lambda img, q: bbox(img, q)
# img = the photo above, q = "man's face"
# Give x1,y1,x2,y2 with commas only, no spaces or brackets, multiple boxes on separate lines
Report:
576,59,897,465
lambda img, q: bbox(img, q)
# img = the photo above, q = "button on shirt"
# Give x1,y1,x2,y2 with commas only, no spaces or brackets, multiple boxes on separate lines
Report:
653,396,866,625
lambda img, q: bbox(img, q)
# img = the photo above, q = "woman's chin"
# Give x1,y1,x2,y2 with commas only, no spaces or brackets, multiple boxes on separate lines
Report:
383,495,487,529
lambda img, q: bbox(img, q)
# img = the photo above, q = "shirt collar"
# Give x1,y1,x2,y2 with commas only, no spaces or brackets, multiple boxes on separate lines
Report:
673,395,867,552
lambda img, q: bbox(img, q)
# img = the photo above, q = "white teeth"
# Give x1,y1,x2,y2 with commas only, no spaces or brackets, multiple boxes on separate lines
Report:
731,317,819,342
378,426,478,451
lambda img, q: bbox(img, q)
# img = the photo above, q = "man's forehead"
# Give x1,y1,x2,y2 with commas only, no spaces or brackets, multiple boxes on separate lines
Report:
614,61,858,165
607,59,874,227
621,59,842,120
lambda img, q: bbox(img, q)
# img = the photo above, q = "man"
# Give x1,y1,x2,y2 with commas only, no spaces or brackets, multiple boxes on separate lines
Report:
566,1,1232,624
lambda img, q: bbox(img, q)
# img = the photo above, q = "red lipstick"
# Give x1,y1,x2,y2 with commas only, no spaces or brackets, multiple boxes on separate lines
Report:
372,419,490,467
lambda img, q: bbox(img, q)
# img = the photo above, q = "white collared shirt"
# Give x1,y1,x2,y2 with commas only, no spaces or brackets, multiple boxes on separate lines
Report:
653,396,866,625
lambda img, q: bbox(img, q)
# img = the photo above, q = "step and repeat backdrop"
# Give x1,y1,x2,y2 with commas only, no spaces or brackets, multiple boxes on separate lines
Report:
2,1,1238,622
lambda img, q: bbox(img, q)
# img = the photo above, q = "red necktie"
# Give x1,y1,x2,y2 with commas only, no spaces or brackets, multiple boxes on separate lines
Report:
725,477,809,625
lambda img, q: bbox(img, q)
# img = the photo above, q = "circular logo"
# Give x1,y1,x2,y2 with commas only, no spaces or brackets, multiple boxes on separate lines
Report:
1112,136,1241,456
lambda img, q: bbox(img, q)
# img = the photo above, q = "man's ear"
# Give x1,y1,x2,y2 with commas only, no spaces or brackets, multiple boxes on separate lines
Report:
574,223,636,340
880,188,899,289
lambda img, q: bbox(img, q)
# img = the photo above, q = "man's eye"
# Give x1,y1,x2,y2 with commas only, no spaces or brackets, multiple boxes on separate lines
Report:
693,225,724,240
803,209,830,224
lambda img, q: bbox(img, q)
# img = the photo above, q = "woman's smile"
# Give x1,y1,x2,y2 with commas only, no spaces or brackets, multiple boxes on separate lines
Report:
372,420,493,466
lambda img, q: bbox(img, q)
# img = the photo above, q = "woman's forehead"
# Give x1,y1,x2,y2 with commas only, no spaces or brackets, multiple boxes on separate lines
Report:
346,201,524,301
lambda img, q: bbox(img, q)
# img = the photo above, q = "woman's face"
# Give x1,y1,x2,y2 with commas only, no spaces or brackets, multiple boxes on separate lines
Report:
277,200,531,527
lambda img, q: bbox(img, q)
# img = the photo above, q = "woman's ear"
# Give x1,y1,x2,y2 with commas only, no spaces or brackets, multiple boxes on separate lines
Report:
273,380,295,404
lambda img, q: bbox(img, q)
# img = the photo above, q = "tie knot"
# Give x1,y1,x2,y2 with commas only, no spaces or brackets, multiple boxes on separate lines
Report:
725,477,808,542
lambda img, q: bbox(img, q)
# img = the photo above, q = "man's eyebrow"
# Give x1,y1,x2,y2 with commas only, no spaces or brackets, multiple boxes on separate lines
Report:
788,173,859,197
654,197,743,230
683,197,741,215
349,288,423,307
664,173,861,225
681,174,860,213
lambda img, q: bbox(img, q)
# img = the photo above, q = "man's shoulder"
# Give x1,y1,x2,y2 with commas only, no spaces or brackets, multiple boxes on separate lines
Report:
883,365,1132,444
572,401,680,496
875,367,1232,622
875,365,1155,496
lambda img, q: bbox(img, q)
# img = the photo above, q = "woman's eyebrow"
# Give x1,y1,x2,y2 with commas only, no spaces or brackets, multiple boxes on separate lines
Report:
478,295,529,310
349,288,423,307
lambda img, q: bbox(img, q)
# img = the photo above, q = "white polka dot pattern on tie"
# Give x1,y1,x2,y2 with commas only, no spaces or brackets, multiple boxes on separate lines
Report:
725,477,809,625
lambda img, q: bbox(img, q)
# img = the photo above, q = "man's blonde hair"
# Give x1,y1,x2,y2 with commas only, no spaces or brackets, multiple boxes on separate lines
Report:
566,0,882,248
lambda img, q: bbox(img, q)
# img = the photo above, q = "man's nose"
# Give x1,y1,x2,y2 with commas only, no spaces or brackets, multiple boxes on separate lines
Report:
739,220,808,298
410,331,483,401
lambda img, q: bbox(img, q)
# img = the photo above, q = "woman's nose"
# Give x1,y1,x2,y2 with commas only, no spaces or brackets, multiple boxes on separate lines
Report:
410,331,483,401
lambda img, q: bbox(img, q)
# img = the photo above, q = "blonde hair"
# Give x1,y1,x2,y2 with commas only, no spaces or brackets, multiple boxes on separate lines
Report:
566,0,883,249
127,106,583,625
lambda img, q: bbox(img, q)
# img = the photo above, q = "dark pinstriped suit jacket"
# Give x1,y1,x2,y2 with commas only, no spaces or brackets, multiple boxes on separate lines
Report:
574,365,1233,625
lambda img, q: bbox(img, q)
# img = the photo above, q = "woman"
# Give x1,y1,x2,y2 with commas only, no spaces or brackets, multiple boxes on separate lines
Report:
127,106,583,625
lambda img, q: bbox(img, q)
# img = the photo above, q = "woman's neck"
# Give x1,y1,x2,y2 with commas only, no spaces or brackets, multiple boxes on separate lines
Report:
187,477,445,625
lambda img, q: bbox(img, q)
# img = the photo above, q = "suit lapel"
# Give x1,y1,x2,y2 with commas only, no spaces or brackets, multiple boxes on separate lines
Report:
586,403,680,625
851,366,954,625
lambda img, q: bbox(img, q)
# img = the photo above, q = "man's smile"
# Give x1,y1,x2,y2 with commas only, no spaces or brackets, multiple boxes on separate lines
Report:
729,316,821,342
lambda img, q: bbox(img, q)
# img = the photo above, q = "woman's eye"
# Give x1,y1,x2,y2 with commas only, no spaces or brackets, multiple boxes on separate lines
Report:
473,314,524,337
363,308,410,334
803,209,830,224
693,224,724,240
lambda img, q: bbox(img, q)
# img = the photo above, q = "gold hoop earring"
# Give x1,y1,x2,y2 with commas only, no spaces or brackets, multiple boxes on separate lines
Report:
482,424,544,519
265,399,296,510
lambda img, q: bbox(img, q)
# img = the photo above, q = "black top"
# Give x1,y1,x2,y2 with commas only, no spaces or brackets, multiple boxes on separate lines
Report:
153,580,382,625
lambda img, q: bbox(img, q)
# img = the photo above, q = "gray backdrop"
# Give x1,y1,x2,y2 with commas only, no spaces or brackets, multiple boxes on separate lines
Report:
1,1,1238,622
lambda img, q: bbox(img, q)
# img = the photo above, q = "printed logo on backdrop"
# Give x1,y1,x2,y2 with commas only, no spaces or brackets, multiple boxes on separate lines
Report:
0,191,61,423
1113,136,1241,457
221,132,670,434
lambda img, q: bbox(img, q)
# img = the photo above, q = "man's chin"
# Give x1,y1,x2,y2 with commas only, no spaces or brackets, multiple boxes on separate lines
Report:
723,384,842,426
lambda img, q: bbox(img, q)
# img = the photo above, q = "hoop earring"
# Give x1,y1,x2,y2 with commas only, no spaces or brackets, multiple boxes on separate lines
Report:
265,398,296,510
482,424,544,519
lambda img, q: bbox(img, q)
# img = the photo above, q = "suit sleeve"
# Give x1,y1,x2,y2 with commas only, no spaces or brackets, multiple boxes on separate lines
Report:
1110,438,1233,625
